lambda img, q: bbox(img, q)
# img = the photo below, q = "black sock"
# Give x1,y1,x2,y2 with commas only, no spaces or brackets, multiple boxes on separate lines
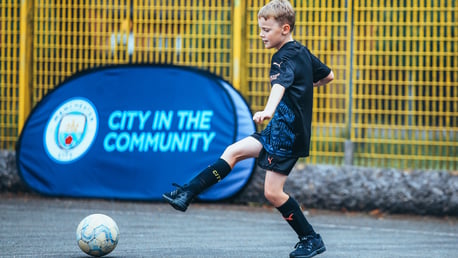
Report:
185,158,232,195
276,196,316,238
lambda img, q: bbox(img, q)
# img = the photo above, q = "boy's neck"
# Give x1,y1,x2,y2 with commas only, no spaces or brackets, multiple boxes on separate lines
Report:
276,36,294,50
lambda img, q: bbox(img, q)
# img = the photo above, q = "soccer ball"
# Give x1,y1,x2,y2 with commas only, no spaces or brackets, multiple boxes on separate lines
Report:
76,214,120,257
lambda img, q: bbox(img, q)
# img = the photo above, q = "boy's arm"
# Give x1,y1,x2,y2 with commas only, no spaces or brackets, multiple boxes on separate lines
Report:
253,84,285,124
313,71,334,87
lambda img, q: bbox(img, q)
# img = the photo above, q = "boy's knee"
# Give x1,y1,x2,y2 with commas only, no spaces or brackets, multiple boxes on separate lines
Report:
264,188,280,204
222,144,241,160
222,143,239,157
224,144,236,155
264,190,273,203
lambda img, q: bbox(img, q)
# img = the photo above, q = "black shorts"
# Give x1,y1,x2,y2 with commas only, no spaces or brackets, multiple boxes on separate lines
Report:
252,133,298,175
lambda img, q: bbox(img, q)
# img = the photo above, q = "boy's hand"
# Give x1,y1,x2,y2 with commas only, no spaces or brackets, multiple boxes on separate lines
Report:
253,84,284,124
253,111,272,124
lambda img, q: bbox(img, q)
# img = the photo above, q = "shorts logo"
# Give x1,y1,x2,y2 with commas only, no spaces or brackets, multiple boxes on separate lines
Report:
268,156,274,165
44,98,98,163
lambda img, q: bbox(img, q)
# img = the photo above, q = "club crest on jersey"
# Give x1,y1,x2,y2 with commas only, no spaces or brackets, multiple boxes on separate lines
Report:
44,98,98,163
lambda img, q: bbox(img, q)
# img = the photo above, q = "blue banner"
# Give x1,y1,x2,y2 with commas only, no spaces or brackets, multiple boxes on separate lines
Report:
17,65,256,201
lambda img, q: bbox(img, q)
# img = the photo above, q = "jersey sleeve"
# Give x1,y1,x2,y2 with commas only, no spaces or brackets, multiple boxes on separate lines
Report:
310,52,331,83
270,57,295,89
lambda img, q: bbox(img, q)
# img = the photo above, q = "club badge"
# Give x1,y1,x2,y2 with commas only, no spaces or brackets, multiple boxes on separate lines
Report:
44,98,98,163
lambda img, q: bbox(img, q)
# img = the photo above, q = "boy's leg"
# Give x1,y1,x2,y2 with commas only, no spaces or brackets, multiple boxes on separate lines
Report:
162,136,262,212
187,135,263,194
264,170,325,258
265,171,316,237
161,158,231,212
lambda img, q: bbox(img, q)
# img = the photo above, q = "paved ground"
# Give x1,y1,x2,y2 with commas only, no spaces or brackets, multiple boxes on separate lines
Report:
0,194,457,258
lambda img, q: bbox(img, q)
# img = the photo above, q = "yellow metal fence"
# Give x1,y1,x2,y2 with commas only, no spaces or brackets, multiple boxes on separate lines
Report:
1,1,20,149
1,0,457,170
352,0,457,169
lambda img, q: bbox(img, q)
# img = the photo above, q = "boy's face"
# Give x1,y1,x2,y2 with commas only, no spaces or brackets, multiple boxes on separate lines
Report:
258,17,290,50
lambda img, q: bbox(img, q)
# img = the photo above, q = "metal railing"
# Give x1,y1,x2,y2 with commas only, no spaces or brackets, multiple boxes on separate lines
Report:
1,0,456,170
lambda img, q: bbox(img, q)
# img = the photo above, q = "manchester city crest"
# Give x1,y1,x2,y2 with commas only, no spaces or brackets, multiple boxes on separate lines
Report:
57,114,87,150
44,98,98,163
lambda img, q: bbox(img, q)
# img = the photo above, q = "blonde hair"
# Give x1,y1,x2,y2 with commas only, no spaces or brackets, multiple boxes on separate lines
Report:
258,0,295,31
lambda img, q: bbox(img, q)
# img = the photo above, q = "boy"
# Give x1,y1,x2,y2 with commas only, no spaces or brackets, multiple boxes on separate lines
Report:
163,0,334,257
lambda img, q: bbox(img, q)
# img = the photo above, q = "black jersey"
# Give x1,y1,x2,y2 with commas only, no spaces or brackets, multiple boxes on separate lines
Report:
259,41,331,158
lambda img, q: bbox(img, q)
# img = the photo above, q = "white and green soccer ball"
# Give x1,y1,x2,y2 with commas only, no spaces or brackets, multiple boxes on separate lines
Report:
76,214,119,257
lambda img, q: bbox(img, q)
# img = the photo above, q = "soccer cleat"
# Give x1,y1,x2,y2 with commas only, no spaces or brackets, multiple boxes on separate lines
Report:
289,234,326,258
162,183,195,212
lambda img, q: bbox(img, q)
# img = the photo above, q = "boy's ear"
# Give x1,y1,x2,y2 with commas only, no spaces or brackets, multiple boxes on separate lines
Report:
282,24,291,34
